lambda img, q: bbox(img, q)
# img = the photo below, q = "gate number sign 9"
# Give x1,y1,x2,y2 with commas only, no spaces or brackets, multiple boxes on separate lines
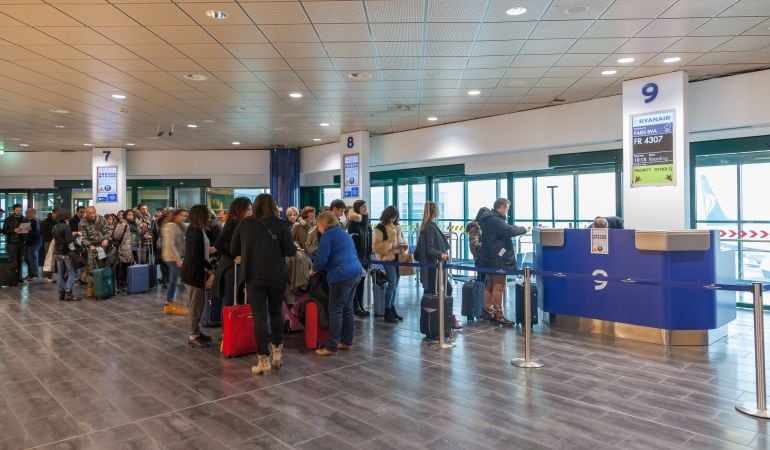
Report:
642,83,658,104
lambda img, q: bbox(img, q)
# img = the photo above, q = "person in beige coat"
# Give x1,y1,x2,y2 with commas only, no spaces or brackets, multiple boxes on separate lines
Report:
372,206,408,323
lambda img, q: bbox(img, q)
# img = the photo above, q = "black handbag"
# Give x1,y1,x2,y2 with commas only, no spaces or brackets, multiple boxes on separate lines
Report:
69,250,86,269
372,268,389,286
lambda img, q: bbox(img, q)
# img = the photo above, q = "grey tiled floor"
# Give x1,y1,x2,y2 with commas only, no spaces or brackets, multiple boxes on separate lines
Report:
1,278,770,449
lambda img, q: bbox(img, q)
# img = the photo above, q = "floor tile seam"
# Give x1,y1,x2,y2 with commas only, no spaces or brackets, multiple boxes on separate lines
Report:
27,354,394,449
4,316,175,437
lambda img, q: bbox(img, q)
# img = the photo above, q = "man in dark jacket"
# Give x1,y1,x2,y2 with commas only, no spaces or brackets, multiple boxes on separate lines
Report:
478,198,527,325
346,200,371,316
2,204,28,284
24,208,42,280
41,209,58,281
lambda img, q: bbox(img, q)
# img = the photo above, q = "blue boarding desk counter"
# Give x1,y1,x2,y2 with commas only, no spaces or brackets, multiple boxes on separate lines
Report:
533,229,736,346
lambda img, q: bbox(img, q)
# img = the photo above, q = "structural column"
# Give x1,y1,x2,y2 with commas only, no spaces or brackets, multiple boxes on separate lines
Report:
622,71,689,230
270,147,300,216
92,147,126,215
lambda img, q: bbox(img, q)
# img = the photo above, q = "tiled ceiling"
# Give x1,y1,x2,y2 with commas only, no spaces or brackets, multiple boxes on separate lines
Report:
0,0,768,152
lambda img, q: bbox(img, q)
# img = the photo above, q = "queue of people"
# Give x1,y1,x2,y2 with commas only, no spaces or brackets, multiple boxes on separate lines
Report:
3,193,554,378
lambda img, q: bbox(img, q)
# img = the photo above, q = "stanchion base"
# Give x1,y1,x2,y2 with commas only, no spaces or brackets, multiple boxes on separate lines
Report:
511,358,543,368
736,403,770,419
439,341,456,349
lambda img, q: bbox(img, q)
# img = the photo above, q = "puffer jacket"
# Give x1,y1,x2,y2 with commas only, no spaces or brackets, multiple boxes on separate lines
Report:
111,221,134,264
346,211,371,262
372,222,406,262
478,208,527,270
161,221,186,264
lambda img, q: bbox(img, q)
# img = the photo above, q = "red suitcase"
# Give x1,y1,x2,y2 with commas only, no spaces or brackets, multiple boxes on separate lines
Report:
221,264,257,358
304,300,329,349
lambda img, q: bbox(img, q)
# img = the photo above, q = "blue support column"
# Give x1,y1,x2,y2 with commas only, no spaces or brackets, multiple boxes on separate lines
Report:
269,147,300,217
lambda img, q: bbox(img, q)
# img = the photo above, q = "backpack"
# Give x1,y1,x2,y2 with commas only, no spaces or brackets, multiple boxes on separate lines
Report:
375,223,389,242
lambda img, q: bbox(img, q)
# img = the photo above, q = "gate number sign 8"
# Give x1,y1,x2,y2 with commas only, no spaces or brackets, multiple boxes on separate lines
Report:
346,137,354,148
642,83,658,104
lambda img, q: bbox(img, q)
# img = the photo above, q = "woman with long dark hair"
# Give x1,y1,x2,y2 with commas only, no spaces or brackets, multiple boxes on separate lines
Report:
231,194,296,375
346,200,371,316
214,197,252,307
372,206,408,323
181,205,215,348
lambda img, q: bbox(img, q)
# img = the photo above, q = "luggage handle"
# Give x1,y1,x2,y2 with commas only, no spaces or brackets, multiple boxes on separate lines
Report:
234,262,247,305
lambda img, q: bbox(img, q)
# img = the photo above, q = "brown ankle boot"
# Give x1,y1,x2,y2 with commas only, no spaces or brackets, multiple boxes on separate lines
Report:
87,285,94,299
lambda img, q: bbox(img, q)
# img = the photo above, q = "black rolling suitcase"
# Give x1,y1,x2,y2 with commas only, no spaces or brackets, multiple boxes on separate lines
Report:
0,261,17,287
461,280,485,321
420,294,453,340
515,282,538,326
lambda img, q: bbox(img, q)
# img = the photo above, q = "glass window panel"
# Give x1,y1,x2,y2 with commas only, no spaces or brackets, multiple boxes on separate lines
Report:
694,165,737,221
499,178,508,199
207,188,267,222
467,179,495,220
71,188,92,211
322,187,341,207
174,187,200,210
741,163,770,221
577,172,616,221
536,175,574,225
514,178,533,221
436,181,464,220
370,186,386,221
136,187,169,212
397,184,409,220
0,192,29,254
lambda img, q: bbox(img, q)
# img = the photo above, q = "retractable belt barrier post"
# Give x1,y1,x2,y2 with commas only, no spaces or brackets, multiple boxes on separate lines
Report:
437,260,455,350
511,267,543,369
737,282,770,419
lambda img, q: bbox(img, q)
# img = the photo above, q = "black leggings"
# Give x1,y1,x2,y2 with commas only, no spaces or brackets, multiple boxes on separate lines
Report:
247,280,286,356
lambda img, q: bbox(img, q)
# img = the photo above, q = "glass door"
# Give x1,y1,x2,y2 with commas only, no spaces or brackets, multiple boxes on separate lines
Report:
369,182,393,222
137,187,171,212
396,178,426,248
174,187,203,210
71,188,93,212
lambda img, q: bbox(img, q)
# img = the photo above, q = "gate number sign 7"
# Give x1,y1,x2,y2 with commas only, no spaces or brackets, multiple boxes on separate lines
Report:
102,150,111,161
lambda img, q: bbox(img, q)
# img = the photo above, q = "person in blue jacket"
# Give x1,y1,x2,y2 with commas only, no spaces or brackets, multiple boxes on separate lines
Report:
310,211,363,356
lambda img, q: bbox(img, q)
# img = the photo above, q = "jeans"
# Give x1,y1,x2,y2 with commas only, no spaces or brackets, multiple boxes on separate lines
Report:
186,284,205,338
485,274,506,317
8,242,22,281
423,268,453,296
247,280,285,356
166,261,180,302
383,264,400,310
354,275,366,310
326,274,359,351
55,254,75,292
25,242,40,278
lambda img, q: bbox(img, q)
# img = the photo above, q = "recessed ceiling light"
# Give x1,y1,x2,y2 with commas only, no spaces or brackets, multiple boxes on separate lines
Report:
54,125,64,128
0,150,4,155
467,90,481,96
319,122,330,127
427,117,438,121
183,74,208,81
289,92,303,98
617,57,635,64
83,143,92,146
205,9,229,20
237,106,256,112
8,138,19,141
663,56,682,63
111,94,126,99
203,119,215,123
601,70,618,75
187,124,198,128
126,143,135,146
565,5,590,14
506,7,527,16
19,143,29,147
49,109,69,114
348,72,372,80
313,138,321,142
232,141,240,145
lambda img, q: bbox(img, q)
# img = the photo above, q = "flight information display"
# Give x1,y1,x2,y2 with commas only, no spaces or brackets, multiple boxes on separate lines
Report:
631,109,675,187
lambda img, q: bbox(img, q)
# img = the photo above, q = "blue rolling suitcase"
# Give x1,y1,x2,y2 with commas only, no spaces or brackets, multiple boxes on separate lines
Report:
461,280,485,321
93,267,114,300
127,264,150,294
201,292,222,327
